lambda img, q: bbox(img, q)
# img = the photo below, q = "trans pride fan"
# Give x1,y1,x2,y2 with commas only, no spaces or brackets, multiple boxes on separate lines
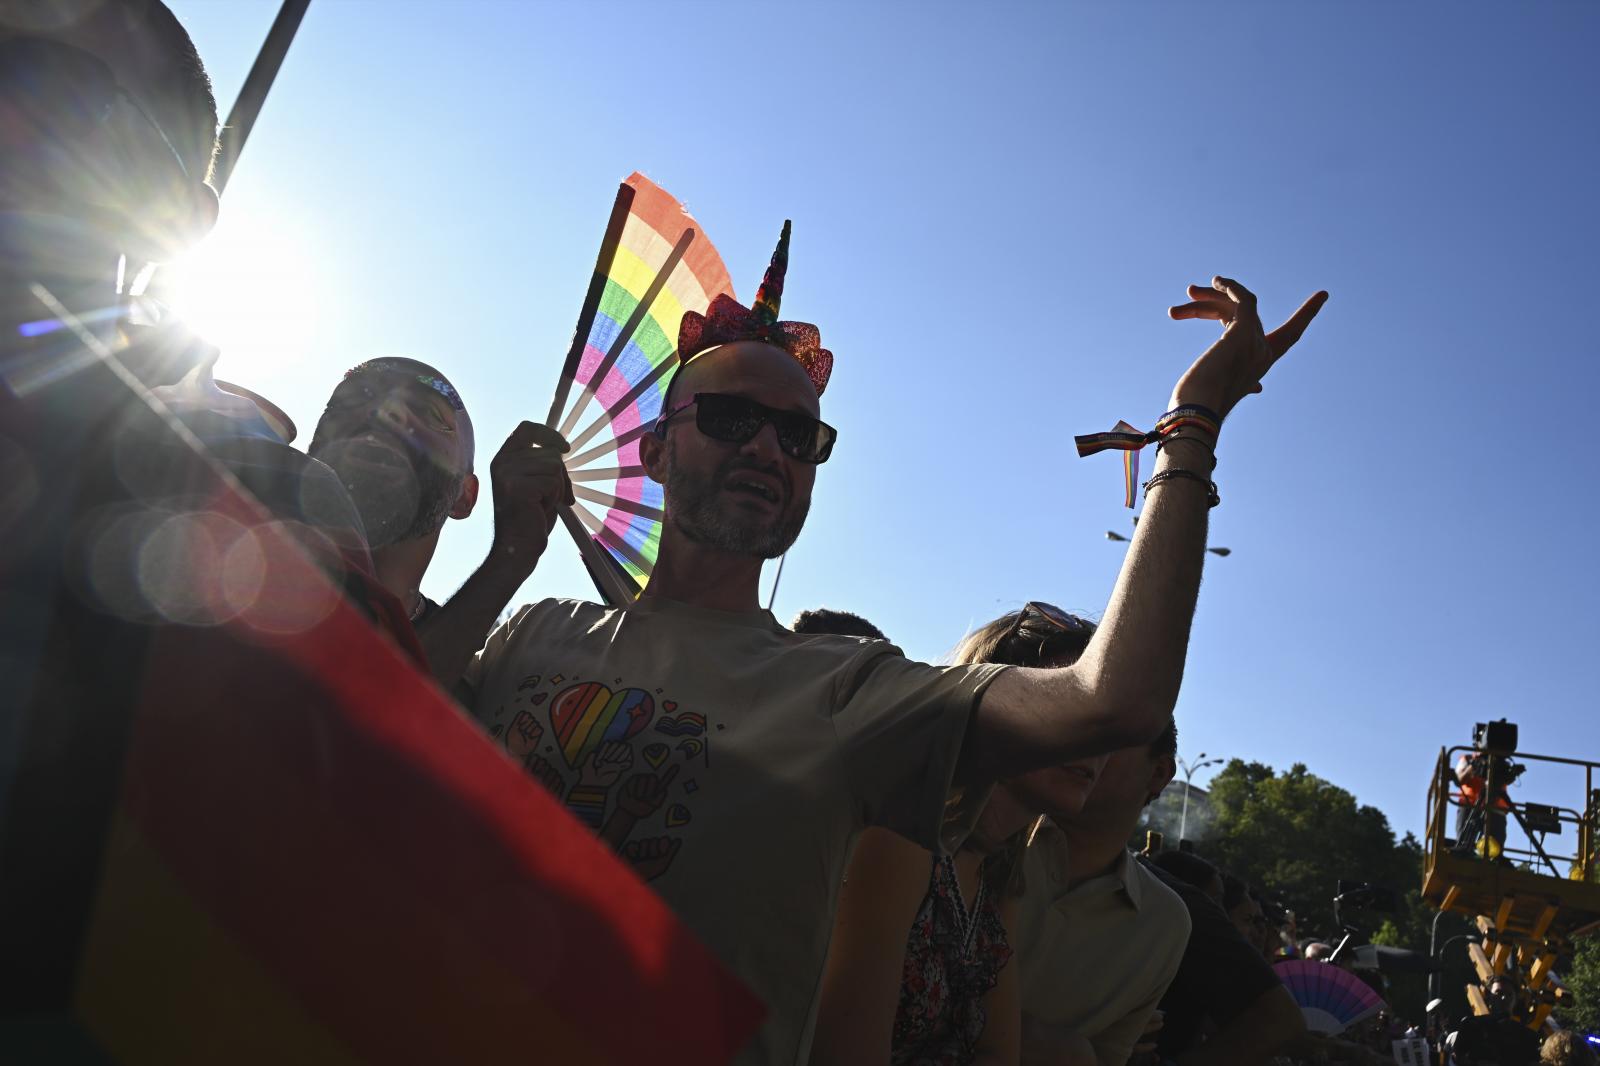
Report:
460,213,1329,1064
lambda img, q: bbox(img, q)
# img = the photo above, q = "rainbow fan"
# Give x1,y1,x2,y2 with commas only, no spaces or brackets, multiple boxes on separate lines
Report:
545,173,735,604
1273,959,1387,1035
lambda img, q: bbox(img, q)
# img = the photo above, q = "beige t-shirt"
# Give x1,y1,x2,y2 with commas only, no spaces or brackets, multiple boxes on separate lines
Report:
463,597,1007,1066
1014,828,1191,1066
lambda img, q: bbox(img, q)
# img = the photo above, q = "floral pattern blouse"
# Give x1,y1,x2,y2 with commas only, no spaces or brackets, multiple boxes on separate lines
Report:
891,853,1013,1065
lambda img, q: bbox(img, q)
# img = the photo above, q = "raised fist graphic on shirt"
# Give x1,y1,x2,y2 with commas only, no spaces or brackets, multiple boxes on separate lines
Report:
527,756,566,796
623,835,681,881
616,764,679,820
503,711,544,761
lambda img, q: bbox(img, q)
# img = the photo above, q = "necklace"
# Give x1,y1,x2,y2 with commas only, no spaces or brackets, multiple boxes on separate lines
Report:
939,854,987,957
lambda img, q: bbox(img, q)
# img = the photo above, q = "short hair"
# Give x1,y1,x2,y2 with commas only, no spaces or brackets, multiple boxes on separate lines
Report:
1221,873,1252,912
1150,716,1178,759
140,0,218,178
0,0,220,178
1150,849,1218,891
791,608,886,641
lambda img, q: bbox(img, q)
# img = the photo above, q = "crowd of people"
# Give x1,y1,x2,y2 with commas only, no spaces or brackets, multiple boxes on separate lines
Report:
15,3,1578,1065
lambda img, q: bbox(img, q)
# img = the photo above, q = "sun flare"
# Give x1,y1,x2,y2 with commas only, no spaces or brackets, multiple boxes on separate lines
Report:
163,212,324,379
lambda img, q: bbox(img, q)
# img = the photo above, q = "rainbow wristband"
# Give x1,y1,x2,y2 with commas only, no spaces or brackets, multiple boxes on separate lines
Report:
1151,404,1222,439
1073,404,1223,508
566,786,609,829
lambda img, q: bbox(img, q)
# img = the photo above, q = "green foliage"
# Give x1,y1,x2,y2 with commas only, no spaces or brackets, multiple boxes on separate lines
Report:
1559,934,1600,1030
1151,760,1426,937
1143,759,1443,1020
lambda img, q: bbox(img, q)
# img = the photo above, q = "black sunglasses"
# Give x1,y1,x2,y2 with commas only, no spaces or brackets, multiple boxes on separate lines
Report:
0,37,191,182
655,392,838,464
1000,601,1093,647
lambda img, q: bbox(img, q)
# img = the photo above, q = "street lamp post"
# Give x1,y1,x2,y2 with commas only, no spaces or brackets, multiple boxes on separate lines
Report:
1176,753,1225,843
1105,527,1231,557
1428,908,1480,1010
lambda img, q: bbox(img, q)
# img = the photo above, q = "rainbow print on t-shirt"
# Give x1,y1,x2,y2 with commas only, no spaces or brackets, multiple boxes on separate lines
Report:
551,681,657,769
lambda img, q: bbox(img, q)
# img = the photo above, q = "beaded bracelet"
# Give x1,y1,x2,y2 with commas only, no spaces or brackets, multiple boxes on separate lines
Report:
1143,468,1221,508
1157,433,1217,469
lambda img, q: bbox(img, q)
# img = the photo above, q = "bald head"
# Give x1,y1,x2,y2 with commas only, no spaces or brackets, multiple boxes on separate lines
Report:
665,341,821,422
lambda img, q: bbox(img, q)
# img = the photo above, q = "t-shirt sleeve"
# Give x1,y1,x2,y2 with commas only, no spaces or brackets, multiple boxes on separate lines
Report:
456,602,535,711
829,647,1009,853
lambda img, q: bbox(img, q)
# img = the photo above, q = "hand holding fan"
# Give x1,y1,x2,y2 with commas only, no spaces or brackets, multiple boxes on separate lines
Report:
545,174,736,605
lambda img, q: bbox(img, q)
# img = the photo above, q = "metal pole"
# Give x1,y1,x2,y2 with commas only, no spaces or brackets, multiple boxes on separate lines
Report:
211,0,314,195
1429,909,1445,1006
1179,773,1192,842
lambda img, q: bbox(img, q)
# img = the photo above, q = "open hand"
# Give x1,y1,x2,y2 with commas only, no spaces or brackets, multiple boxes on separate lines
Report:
1133,1009,1163,1055
488,421,574,572
1167,277,1328,419
578,740,633,788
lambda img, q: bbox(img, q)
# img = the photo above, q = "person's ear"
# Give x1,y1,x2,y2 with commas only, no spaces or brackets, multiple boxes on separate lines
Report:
450,472,480,520
1148,755,1177,805
190,181,220,240
639,430,667,485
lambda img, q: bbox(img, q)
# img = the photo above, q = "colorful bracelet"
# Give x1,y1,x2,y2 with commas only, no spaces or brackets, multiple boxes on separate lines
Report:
1142,468,1220,508
565,785,609,828
1074,404,1224,507
1151,404,1223,440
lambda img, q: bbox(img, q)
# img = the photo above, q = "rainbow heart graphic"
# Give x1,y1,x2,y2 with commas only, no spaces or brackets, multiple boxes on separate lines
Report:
666,804,692,828
642,743,669,769
549,681,656,769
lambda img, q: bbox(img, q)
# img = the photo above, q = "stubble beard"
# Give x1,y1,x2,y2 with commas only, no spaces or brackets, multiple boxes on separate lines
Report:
663,441,809,560
308,431,463,550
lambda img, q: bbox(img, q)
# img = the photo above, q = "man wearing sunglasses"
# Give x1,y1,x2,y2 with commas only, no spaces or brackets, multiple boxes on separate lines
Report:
461,234,1327,1063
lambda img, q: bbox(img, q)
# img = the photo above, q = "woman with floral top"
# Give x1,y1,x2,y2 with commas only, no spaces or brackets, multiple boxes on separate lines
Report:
810,603,1108,1066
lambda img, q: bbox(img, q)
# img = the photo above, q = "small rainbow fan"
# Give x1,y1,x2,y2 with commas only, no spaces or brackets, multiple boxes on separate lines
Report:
545,173,735,605
1272,959,1387,1035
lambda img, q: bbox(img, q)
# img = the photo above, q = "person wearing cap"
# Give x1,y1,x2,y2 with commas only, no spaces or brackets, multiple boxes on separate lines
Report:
308,358,572,678
457,220,1328,1065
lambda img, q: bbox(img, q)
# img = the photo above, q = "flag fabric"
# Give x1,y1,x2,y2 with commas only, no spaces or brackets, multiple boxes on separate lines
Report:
1,385,763,1063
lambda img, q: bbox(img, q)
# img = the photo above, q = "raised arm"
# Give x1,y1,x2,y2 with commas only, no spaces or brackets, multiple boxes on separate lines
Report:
418,420,571,685
961,280,1328,781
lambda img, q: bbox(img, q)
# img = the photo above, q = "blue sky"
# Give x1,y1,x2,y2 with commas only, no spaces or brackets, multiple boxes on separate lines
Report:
168,0,1600,842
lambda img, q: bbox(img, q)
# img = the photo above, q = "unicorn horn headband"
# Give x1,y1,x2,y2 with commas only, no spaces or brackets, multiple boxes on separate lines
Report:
677,220,833,395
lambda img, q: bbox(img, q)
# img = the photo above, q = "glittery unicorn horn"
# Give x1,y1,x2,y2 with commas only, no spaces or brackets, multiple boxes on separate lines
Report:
677,219,832,395
751,220,790,325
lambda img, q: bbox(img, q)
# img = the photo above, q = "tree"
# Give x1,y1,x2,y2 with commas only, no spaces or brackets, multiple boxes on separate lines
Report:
1559,934,1600,1030
1153,760,1423,937
1142,760,1439,1018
